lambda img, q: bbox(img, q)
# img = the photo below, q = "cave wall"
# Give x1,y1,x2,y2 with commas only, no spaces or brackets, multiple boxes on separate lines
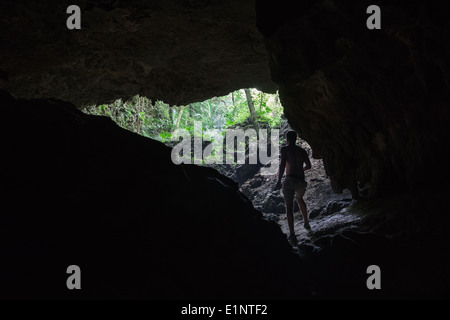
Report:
1,1,449,200
5,90,443,299
0,0,276,106
257,0,450,197
1,1,450,299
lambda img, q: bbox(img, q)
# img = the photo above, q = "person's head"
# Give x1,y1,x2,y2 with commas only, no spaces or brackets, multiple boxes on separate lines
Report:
286,130,297,145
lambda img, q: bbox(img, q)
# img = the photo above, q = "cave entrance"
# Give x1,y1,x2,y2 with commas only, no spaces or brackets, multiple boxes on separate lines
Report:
82,89,283,142
82,89,357,252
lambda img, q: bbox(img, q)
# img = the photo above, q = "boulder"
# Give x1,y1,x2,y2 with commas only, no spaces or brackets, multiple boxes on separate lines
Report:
0,90,306,299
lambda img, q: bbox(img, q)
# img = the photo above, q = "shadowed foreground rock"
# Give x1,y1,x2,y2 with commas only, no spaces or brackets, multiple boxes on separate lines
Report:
1,91,449,299
0,90,303,299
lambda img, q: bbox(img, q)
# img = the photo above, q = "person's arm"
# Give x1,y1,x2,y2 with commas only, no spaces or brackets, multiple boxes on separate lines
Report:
303,150,312,171
275,148,287,190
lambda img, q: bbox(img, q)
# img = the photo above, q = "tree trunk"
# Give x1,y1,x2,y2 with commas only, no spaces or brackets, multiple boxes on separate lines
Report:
175,105,185,128
170,107,175,127
184,104,190,126
244,89,260,132
273,92,279,120
231,92,236,117
135,96,142,134
259,91,263,113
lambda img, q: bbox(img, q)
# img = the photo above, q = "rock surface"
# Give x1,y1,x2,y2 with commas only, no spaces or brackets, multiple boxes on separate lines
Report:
227,120,354,221
0,90,304,299
0,0,276,106
257,0,450,198
1,0,449,200
1,91,450,299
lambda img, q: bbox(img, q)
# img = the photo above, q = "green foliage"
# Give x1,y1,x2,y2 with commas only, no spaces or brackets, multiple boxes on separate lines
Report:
159,131,172,141
82,89,284,144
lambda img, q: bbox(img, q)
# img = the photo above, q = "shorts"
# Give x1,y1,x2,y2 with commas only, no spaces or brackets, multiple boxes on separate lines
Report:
282,176,307,203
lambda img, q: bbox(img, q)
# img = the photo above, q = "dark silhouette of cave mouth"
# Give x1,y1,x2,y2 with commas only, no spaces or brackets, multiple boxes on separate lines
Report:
81,93,365,254
82,93,369,271
83,90,449,286
1,80,450,300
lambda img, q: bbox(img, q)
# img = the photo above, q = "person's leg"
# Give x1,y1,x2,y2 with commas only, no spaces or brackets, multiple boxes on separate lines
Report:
282,181,296,237
295,189,310,229
285,194,295,236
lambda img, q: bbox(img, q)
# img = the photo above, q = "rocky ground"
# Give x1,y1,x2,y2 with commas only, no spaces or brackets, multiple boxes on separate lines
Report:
241,152,357,256
169,119,450,297
208,143,450,298
210,120,358,258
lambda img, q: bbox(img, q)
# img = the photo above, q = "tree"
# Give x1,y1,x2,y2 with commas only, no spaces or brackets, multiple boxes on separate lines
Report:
259,91,263,113
273,92,279,120
231,91,236,117
244,88,260,133
83,89,283,144
175,105,185,128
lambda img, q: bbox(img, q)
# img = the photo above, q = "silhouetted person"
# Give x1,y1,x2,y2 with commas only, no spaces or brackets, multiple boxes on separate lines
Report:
274,130,311,242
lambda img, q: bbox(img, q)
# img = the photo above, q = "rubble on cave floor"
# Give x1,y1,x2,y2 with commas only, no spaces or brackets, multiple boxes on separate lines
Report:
209,120,363,258
231,133,362,258
277,207,362,258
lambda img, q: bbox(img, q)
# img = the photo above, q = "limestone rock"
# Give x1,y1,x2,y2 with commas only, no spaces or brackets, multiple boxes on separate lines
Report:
257,0,450,198
0,0,276,107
